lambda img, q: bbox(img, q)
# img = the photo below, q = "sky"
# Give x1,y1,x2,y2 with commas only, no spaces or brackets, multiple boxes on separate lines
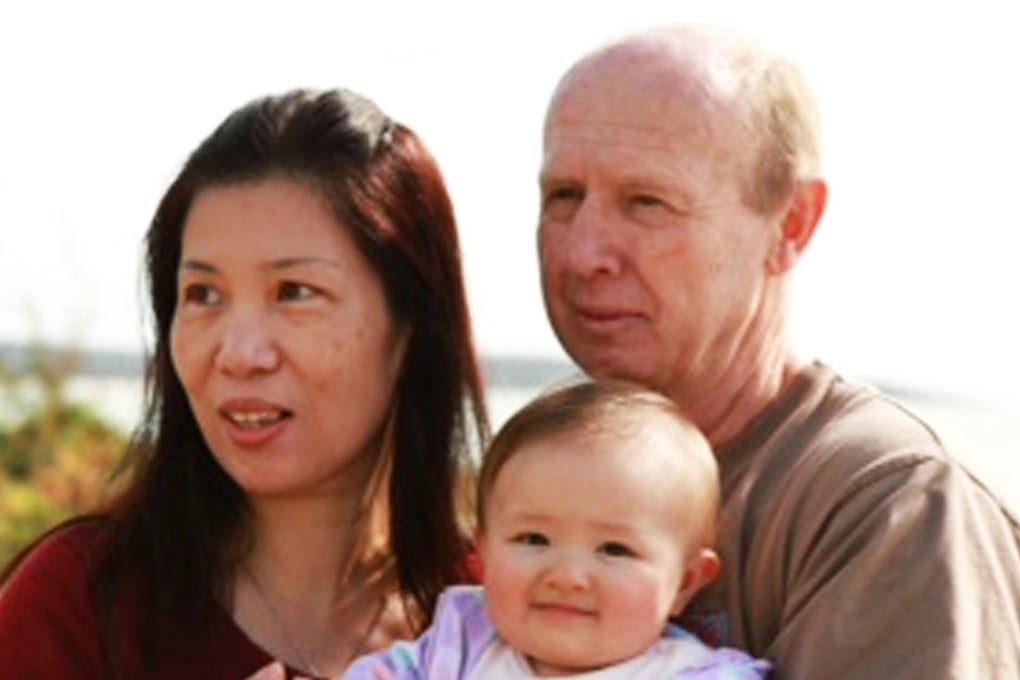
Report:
1,0,1018,410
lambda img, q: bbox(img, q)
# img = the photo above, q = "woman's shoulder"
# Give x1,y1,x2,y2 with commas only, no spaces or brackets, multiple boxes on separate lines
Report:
0,518,112,674
3,517,110,585
0,517,114,616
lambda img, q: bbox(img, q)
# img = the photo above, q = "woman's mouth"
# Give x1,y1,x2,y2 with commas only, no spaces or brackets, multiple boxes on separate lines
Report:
223,409,292,429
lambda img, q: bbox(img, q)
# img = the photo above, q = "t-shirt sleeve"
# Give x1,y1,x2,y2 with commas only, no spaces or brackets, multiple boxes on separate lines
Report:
768,456,1020,678
0,527,107,678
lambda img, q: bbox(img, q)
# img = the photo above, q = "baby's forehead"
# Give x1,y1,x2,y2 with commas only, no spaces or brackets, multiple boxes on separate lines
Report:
517,419,708,484
554,409,703,455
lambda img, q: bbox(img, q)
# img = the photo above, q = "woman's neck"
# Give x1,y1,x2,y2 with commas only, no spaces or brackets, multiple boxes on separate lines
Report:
245,494,366,601
230,456,401,676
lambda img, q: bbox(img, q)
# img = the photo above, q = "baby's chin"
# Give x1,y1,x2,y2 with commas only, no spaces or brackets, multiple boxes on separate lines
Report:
526,654,616,677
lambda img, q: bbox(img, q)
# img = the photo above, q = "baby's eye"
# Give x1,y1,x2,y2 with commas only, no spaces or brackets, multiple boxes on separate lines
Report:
277,281,317,302
511,532,549,547
181,283,222,306
598,541,636,558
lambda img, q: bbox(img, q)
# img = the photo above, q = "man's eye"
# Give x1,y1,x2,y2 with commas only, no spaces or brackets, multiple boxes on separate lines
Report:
545,186,583,203
631,194,663,207
541,186,584,221
512,532,549,547
278,281,316,302
598,541,636,558
181,283,222,306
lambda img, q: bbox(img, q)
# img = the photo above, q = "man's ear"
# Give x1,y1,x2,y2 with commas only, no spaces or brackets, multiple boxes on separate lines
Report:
766,178,828,275
671,548,721,617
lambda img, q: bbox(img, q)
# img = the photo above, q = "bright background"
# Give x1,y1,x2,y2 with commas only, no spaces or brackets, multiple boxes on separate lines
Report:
1,2,1018,496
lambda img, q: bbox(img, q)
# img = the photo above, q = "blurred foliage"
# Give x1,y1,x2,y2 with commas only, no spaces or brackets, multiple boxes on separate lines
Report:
0,346,128,569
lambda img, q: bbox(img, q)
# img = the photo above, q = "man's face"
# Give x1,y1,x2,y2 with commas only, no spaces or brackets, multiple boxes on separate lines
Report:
538,59,781,402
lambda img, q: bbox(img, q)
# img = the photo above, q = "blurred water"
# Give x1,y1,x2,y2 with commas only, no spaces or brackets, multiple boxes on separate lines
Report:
5,351,1016,512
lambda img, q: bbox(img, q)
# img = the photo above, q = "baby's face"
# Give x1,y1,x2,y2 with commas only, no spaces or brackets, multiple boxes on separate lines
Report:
478,425,715,676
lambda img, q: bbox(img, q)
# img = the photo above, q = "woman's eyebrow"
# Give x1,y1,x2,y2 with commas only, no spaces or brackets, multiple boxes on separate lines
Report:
179,259,218,273
269,256,343,271
177,257,344,273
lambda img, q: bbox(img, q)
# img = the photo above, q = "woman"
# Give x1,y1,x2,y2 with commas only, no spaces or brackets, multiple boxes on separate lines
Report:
0,88,488,679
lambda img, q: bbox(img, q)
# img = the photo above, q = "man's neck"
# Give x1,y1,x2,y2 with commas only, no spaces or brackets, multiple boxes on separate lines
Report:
694,350,802,447
666,280,801,446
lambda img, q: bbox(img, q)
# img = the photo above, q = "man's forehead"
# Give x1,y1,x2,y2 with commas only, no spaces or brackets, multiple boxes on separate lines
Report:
553,34,739,115
546,53,744,155
541,103,749,198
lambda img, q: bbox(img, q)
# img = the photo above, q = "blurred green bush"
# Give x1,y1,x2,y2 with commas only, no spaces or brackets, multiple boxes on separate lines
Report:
0,347,127,569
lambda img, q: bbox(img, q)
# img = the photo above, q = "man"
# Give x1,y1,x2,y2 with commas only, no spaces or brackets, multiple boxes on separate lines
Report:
538,24,1020,679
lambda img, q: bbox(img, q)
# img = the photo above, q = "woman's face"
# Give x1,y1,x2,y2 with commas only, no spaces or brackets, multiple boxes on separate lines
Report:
170,178,408,499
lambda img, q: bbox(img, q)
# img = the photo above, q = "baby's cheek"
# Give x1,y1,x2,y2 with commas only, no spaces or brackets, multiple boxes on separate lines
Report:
483,564,529,631
607,574,673,632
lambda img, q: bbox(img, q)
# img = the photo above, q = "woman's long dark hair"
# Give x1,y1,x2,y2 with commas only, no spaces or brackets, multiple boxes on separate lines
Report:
9,89,489,675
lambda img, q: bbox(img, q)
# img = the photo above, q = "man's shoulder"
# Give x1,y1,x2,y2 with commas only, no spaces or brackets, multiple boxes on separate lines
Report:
752,362,953,480
726,361,1019,537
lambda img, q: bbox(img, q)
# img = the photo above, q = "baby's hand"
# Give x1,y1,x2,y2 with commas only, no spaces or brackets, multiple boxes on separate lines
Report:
246,661,288,680
245,658,366,680
243,660,324,680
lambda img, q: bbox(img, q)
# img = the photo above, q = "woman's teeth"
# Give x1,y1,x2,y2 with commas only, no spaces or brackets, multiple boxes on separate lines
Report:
226,411,285,428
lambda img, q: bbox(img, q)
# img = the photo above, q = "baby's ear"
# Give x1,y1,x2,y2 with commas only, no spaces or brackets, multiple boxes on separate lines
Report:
473,529,488,569
671,548,721,617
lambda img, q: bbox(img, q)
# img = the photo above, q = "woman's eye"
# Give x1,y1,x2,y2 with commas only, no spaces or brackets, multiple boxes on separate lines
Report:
278,281,316,302
181,283,222,306
512,532,549,547
598,541,636,558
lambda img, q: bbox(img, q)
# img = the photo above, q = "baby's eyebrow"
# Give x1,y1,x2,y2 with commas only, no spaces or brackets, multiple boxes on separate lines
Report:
505,510,556,524
588,518,640,535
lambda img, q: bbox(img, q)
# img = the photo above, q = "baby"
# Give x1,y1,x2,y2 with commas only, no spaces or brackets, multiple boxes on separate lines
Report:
344,380,769,678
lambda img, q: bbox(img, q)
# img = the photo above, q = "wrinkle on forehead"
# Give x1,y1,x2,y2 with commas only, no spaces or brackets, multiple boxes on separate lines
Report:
545,27,774,209
546,26,754,151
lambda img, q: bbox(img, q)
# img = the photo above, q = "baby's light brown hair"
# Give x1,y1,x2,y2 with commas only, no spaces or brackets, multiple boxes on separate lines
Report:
476,380,720,552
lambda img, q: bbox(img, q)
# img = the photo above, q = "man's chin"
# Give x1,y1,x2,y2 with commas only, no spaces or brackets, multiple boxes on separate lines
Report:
574,350,656,387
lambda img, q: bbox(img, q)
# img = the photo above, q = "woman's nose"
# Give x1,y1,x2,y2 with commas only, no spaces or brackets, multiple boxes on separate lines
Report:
214,307,281,377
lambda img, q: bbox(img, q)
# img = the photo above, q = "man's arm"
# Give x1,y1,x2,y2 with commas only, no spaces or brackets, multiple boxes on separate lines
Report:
767,456,1020,679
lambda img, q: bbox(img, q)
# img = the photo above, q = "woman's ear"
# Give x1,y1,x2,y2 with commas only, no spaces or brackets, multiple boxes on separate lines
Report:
766,178,828,275
671,547,721,617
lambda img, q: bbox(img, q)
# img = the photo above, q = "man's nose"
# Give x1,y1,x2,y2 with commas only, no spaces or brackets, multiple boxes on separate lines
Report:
214,306,281,377
556,195,624,279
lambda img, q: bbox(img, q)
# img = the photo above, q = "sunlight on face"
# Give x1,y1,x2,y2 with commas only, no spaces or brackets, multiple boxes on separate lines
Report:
479,424,715,675
170,178,408,501
539,56,781,402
